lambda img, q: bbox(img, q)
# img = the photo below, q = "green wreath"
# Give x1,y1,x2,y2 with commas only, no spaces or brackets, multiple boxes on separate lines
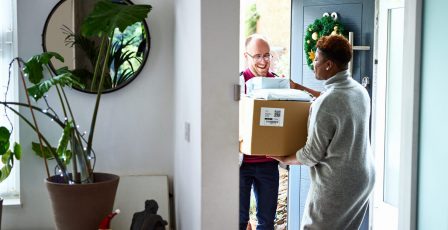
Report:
304,15,346,70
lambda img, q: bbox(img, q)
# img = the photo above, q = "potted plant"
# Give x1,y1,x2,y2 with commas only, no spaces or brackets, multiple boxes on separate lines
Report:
0,0,151,229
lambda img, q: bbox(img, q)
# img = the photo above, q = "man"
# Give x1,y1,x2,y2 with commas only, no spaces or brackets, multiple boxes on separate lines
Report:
239,34,279,230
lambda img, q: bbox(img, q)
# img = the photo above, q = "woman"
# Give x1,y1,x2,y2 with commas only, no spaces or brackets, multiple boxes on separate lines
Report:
272,35,375,229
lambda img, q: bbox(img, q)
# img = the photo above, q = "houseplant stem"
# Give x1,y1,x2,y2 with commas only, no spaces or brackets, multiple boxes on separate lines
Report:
45,65,92,182
89,36,107,91
86,32,113,171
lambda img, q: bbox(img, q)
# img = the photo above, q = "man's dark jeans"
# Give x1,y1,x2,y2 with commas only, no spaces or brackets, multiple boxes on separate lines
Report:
239,161,279,230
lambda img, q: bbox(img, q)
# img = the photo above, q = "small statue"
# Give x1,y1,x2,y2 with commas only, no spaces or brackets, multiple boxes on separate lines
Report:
130,199,168,230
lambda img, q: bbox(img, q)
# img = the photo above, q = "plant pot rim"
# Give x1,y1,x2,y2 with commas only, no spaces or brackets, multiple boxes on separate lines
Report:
45,172,119,186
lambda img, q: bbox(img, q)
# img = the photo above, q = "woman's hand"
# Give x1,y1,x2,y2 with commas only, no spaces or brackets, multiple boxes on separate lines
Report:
289,80,321,98
269,154,302,165
290,80,300,90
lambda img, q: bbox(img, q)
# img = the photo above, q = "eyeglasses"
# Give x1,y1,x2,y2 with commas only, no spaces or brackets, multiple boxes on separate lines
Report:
246,52,273,62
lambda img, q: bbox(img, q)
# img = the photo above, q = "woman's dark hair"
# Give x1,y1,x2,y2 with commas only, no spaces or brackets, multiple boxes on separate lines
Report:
316,35,352,68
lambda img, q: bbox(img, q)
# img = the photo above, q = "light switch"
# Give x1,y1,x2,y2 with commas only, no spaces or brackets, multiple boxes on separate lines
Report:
184,122,190,142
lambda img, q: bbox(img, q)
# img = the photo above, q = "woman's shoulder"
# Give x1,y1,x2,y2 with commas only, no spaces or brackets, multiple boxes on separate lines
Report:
313,87,359,114
328,78,368,97
312,91,338,115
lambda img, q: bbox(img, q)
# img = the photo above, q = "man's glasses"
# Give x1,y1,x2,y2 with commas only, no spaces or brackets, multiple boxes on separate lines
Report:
246,52,272,62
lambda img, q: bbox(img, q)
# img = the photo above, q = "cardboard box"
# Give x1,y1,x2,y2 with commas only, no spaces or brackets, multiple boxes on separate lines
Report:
239,97,311,156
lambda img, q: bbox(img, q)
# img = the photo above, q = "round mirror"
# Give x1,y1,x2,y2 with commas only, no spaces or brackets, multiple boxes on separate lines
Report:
42,0,151,93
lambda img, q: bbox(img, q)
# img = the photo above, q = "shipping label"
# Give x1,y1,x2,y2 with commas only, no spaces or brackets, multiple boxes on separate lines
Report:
259,107,284,127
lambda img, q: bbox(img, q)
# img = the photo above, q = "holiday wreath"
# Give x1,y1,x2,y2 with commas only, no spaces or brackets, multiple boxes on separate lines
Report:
304,14,346,70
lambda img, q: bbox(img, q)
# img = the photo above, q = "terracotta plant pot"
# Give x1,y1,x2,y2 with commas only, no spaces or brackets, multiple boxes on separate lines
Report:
46,173,119,230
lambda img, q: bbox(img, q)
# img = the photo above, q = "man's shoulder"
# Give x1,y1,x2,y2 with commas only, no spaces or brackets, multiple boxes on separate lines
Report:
240,68,251,77
240,69,278,78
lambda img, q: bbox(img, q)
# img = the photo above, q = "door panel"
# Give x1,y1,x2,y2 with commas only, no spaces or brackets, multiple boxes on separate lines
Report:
289,0,374,228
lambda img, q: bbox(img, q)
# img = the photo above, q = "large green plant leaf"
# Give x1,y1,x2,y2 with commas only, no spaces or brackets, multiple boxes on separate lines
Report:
32,142,56,160
27,72,84,101
13,143,22,160
32,142,72,165
57,121,73,162
23,52,64,84
0,164,12,183
31,121,74,166
81,0,152,37
1,150,11,164
0,127,11,155
0,149,15,182
1,144,21,163
0,127,20,182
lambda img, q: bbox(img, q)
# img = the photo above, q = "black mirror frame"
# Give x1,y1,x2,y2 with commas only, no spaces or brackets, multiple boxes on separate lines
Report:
42,0,151,94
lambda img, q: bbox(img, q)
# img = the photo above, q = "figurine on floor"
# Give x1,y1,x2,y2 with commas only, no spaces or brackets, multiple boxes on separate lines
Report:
130,199,168,230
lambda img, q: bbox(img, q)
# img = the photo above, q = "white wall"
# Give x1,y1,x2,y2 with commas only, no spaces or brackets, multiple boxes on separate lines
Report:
418,0,448,229
4,0,174,229
174,0,239,229
173,0,202,228
200,0,239,228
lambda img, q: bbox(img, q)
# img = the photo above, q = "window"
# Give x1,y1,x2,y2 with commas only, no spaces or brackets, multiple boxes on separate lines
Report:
0,0,20,204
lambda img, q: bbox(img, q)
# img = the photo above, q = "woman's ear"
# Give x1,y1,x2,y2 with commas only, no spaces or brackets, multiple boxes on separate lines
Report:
325,60,333,71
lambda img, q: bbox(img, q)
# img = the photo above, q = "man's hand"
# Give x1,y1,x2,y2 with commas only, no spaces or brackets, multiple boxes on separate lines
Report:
269,154,302,165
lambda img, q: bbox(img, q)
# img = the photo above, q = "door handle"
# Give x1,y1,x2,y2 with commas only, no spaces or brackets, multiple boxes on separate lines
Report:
348,32,371,76
361,76,370,88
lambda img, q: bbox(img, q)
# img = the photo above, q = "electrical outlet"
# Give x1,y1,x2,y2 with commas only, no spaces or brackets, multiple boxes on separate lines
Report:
184,122,190,142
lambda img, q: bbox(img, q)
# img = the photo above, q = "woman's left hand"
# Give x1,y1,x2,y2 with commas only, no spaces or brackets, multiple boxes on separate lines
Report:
290,80,300,89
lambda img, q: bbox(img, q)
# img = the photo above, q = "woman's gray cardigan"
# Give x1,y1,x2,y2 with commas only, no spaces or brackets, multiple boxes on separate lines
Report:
296,70,376,230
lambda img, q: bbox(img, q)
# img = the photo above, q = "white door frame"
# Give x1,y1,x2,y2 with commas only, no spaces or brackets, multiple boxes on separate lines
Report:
398,0,422,229
371,1,404,228
372,0,421,228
